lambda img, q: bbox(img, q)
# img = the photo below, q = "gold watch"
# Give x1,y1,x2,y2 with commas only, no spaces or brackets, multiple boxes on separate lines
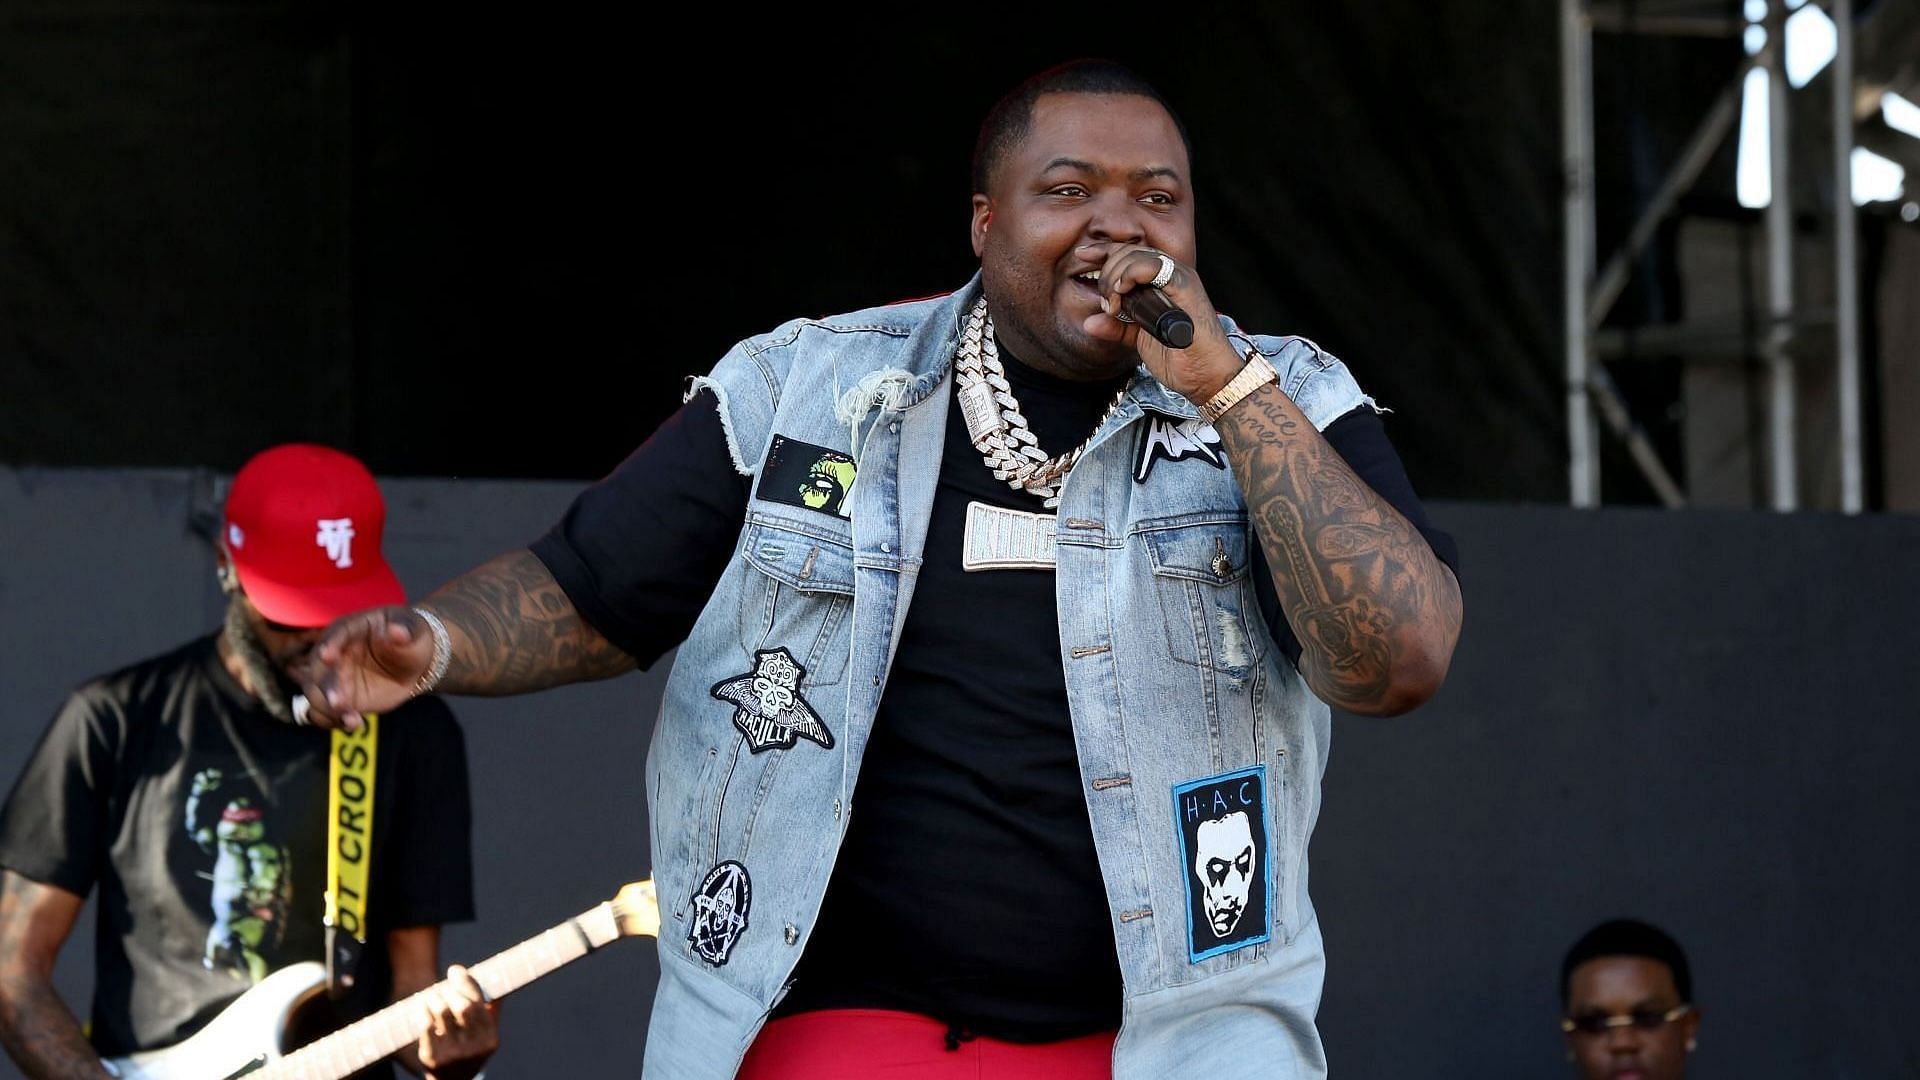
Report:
1197,350,1277,423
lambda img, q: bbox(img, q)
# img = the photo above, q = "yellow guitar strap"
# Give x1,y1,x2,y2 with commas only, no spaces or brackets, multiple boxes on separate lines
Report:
324,714,377,996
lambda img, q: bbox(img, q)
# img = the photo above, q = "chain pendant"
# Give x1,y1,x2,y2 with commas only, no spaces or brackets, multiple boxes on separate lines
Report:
953,297,1129,505
958,380,1003,448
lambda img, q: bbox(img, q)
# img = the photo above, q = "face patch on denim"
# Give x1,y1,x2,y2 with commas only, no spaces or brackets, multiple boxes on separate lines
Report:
1172,765,1271,962
757,435,856,517
710,647,835,753
688,860,752,966
1134,411,1225,483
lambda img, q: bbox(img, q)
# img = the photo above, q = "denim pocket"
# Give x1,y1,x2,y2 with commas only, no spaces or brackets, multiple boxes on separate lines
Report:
737,516,856,688
1139,518,1266,679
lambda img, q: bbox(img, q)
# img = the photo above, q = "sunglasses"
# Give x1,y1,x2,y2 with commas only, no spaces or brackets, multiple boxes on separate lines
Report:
1561,1003,1692,1036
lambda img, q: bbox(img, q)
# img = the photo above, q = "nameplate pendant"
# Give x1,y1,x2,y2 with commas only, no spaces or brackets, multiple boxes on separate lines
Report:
961,501,1057,571
958,381,1004,448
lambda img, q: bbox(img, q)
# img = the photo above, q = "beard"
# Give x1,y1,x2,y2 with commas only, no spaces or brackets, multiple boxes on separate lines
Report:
222,596,299,723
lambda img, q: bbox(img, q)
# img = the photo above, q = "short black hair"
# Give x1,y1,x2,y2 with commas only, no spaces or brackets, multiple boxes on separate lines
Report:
1560,918,1693,1008
970,59,1193,196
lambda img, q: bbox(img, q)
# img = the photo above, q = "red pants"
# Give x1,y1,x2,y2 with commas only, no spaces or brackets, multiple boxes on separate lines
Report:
736,1009,1116,1080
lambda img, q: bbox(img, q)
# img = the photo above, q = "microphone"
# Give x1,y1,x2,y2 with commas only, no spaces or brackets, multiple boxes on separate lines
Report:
1121,286,1196,349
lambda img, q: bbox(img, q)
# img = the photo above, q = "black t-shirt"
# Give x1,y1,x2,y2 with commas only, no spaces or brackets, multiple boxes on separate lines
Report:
771,357,1137,1039
532,358,1457,1041
0,635,476,1068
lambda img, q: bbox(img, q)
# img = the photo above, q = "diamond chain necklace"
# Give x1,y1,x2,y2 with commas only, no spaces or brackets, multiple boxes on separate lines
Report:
953,297,1129,508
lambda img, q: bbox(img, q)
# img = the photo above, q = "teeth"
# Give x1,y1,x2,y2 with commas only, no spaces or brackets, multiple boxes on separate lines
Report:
1076,271,1100,282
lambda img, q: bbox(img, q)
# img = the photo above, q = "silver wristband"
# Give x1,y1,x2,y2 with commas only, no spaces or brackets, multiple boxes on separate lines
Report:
412,607,453,697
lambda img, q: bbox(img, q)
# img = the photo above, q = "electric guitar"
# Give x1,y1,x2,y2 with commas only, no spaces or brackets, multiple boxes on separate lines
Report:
103,879,659,1080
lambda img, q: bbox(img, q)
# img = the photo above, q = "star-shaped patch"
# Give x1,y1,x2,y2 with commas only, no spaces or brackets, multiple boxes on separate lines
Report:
1135,411,1226,483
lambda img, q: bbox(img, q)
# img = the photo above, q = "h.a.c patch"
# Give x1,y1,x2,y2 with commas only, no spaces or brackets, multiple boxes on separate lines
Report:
1172,765,1271,962
758,434,856,517
710,647,835,753
1135,411,1226,483
688,860,751,966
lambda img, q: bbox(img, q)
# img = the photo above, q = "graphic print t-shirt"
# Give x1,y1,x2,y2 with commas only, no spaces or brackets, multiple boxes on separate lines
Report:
0,635,475,1064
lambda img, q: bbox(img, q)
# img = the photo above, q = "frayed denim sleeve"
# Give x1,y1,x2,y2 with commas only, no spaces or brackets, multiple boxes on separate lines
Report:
1253,334,1380,432
682,319,810,476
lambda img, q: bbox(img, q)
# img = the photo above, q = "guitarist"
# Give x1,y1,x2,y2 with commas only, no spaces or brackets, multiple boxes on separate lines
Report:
0,445,498,1079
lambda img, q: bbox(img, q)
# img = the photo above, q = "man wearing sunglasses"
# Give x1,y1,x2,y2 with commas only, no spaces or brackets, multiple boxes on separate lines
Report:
1560,918,1701,1080
0,444,497,1079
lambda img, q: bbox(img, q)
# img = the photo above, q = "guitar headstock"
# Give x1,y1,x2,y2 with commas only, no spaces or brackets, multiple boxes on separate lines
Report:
612,879,660,939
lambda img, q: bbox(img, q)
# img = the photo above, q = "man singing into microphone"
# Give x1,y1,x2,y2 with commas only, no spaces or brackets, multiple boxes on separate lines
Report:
295,60,1462,1079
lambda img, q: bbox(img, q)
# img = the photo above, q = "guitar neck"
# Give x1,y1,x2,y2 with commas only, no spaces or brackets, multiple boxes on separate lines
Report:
255,900,623,1080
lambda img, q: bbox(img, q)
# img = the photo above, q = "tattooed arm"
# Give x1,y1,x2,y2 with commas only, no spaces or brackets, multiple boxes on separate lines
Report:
421,550,638,694
1086,246,1461,716
296,550,637,728
0,870,109,1080
1212,383,1462,716
293,396,756,730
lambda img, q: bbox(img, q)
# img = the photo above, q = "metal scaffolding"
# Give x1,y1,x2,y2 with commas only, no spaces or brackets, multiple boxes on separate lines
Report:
1561,0,1866,512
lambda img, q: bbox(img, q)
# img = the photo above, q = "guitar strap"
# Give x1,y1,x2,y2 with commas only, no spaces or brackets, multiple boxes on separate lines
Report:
324,714,378,998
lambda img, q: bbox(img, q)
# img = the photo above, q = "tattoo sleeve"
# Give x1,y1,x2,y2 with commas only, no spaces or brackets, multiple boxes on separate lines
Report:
1212,383,1462,715
422,549,637,695
0,874,108,1079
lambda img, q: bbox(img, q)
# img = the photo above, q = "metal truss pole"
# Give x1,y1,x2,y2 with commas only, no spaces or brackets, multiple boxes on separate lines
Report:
1832,0,1864,512
1564,0,1600,507
1764,0,1798,510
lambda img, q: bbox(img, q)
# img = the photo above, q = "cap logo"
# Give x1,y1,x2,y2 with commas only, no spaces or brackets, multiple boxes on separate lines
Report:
316,518,357,569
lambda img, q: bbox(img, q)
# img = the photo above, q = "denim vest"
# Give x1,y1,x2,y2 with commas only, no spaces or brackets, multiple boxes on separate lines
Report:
643,276,1371,1080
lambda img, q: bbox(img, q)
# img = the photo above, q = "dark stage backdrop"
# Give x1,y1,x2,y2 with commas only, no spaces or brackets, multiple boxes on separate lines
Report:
4,469,1917,1078
5,1,1759,504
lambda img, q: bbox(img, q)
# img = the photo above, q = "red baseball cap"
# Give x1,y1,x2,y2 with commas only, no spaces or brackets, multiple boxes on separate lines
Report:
221,444,406,628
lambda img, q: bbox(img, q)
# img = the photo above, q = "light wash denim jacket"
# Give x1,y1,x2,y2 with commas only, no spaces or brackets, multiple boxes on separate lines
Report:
643,275,1371,1079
